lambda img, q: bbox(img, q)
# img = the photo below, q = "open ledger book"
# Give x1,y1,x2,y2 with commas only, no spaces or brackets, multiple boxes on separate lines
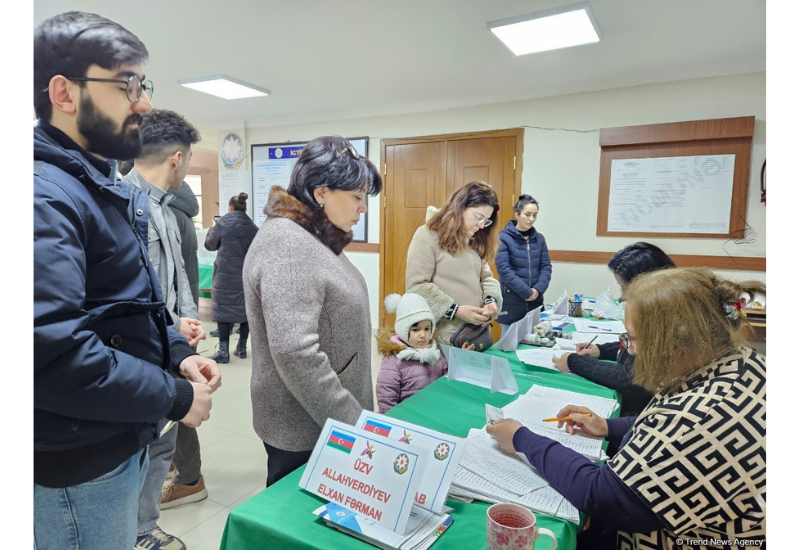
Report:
448,384,619,524
313,502,453,550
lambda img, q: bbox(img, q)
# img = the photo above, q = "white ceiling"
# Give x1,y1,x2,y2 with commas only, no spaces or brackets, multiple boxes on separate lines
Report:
33,0,765,135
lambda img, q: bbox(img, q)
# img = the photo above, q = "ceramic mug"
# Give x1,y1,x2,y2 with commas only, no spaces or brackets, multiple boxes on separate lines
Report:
486,503,557,550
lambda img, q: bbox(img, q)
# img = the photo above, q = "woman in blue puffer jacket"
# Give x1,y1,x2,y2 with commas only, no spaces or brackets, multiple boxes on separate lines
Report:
495,195,552,332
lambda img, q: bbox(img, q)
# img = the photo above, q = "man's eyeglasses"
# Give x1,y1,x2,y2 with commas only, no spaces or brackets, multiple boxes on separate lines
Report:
42,75,154,104
340,141,360,160
472,209,493,228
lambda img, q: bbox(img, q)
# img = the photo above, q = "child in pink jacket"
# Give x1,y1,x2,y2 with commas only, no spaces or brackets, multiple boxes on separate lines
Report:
376,293,448,413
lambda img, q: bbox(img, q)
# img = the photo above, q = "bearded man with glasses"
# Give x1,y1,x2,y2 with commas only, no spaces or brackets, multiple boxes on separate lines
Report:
34,12,213,550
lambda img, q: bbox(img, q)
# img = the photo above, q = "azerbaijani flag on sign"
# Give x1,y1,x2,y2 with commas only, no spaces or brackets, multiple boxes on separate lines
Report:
327,431,356,454
363,419,392,438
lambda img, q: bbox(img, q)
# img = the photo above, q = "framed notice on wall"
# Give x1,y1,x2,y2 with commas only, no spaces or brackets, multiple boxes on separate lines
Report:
251,137,369,242
596,116,755,239
607,154,736,234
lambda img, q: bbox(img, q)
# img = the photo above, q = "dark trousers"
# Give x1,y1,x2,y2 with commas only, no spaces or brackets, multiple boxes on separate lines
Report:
263,441,312,487
218,322,249,345
172,423,202,485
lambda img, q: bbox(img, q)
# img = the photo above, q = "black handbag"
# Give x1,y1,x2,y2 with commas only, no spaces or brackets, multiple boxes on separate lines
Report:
449,322,494,352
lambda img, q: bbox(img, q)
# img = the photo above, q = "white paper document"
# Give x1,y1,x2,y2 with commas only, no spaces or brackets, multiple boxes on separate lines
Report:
515,348,564,369
502,396,607,460
460,429,549,495
608,154,735,234
451,467,565,518
556,496,581,524
447,348,519,395
571,319,626,334
485,404,504,426
523,386,619,418
568,332,622,347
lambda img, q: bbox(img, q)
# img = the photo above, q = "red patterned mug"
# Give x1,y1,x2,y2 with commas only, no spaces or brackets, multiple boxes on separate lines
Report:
486,503,557,550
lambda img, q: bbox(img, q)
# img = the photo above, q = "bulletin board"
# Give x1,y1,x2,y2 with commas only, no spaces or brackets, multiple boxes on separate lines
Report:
251,137,370,242
596,116,755,239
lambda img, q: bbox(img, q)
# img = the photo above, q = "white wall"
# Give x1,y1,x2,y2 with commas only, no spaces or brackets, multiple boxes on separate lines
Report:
241,72,766,327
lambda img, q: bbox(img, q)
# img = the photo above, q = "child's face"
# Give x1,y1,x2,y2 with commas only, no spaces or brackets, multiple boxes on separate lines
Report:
408,320,433,349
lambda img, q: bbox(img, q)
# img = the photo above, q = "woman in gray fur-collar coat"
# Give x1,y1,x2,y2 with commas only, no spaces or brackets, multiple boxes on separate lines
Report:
243,137,382,486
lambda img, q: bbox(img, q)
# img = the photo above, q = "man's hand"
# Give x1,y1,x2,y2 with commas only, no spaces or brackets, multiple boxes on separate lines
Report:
180,355,222,392
179,318,206,347
527,288,540,301
181,382,213,428
486,419,524,453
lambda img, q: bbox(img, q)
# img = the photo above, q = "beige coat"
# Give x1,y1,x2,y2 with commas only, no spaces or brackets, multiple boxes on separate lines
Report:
405,220,502,344
244,187,373,451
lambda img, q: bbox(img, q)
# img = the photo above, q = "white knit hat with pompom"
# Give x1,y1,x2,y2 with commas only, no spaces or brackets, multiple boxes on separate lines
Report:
384,293,436,343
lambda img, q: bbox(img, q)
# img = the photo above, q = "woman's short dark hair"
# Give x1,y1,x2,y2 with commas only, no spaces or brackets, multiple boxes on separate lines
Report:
514,194,539,215
287,136,382,209
34,12,149,122
607,242,676,283
229,192,248,212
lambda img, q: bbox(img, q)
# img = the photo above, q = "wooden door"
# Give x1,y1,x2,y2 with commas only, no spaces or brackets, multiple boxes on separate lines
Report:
380,129,523,339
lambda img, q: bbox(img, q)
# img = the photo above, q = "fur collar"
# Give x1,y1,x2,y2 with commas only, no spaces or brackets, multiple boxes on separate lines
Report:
376,327,407,357
375,327,441,364
264,186,353,255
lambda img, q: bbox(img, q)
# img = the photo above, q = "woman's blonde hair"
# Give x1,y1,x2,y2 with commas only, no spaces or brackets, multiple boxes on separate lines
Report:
625,267,765,392
428,181,499,260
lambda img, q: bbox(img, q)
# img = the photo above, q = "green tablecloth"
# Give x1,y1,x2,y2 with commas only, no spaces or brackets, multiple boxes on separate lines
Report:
198,263,213,299
220,371,620,550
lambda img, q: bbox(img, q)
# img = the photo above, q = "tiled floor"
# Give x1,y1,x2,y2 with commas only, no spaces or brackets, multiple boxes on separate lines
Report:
158,304,384,549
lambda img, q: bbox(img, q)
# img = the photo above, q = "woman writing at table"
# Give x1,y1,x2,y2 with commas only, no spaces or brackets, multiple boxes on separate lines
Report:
489,268,765,550
405,181,503,348
552,242,675,415
244,137,382,486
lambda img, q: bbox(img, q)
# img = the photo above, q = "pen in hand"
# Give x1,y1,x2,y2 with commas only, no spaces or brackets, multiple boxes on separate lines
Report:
578,336,598,352
543,413,593,422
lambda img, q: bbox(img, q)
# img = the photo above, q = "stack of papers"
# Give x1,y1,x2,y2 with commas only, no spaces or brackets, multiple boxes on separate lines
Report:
447,385,618,524
523,386,619,418
503,396,609,461
449,429,579,523
314,502,453,550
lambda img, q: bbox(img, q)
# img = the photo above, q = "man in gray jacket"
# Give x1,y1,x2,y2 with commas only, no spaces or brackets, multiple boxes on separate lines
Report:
124,109,211,550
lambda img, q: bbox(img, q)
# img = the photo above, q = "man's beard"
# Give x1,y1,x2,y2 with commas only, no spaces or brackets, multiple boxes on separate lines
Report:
77,93,143,161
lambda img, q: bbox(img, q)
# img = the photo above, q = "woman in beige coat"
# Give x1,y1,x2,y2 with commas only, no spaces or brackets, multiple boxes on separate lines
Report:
405,181,503,347
243,137,382,486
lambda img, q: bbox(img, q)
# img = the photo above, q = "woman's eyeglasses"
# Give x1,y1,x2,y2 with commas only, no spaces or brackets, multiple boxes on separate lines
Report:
472,209,493,228
620,333,631,349
42,75,154,104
